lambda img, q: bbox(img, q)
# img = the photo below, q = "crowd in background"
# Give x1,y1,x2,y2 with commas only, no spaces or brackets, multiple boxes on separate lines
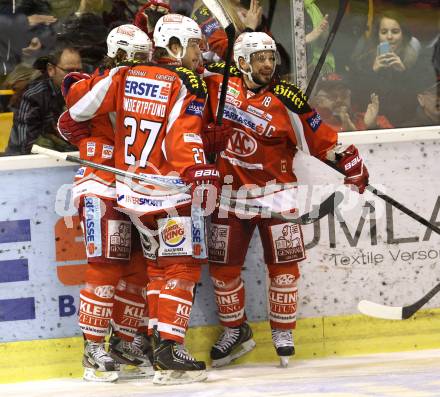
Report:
0,0,438,155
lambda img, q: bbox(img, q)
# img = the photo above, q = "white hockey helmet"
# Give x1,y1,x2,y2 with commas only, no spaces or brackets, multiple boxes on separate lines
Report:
153,14,202,59
233,32,277,66
107,24,152,61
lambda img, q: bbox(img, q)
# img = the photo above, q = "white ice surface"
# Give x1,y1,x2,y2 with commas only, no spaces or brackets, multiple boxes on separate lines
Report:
3,349,440,397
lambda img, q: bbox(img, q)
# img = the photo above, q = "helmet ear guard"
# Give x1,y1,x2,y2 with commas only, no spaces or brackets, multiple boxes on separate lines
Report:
106,24,153,62
153,14,202,60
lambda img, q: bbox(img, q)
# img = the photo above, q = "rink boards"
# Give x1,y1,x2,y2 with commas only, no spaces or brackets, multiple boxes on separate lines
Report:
0,126,439,382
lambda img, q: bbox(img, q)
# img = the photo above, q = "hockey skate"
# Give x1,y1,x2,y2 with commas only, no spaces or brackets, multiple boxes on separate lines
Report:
109,333,154,379
153,339,207,385
82,340,120,382
271,329,295,368
210,322,256,368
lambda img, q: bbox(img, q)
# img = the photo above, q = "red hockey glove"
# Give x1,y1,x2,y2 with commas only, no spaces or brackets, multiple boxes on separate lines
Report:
61,72,90,98
184,164,221,209
134,0,170,36
203,123,233,155
57,110,90,145
335,145,369,194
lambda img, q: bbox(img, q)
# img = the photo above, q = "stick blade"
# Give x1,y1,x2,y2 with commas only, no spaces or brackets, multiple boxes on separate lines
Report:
31,145,68,161
357,300,403,320
202,0,233,29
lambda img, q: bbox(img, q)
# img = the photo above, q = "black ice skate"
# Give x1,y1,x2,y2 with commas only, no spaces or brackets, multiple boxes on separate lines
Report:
210,322,256,367
82,340,119,382
271,329,295,368
109,332,154,378
153,339,207,385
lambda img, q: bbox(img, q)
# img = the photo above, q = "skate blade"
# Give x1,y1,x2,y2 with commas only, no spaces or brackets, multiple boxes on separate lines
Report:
118,363,154,379
83,367,118,382
211,338,256,368
279,356,289,368
153,369,207,385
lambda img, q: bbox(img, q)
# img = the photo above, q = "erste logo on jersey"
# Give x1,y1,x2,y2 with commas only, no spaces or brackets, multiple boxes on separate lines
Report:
161,218,186,247
124,76,170,103
226,129,257,157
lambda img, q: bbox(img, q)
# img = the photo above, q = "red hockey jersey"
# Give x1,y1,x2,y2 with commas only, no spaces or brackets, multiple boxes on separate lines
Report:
67,64,207,214
203,63,338,213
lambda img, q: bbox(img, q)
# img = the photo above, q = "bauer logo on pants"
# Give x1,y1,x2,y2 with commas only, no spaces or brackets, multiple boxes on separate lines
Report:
158,217,192,257
84,197,102,257
107,220,131,260
208,224,229,263
271,223,305,263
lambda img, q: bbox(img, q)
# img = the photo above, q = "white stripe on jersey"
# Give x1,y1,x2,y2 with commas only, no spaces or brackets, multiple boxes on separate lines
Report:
163,83,187,158
286,110,311,155
70,66,126,122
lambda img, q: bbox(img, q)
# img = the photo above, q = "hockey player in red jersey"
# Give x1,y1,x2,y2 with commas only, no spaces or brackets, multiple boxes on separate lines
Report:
202,32,369,368
64,14,219,385
58,24,155,382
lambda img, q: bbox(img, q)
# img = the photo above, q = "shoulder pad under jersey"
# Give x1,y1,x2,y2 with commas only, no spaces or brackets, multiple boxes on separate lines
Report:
174,66,207,99
271,80,311,114
206,62,241,77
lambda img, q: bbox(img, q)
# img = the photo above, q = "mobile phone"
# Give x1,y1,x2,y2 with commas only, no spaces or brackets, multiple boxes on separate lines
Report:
377,41,391,56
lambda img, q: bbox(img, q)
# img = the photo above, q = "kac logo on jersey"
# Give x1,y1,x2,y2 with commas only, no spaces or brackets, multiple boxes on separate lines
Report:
102,144,114,159
87,142,96,157
185,101,204,117
161,219,186,247
306,111,322,133
124,77,170,103
226,129,257,157
84,197,102,257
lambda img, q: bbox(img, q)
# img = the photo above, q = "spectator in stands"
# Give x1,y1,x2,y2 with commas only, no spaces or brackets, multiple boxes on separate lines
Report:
304,0,335,76
5,46,81,155
403,82,439,127
56,0,108,72
309,73,393,132
0,1,56,78
349,10,421,127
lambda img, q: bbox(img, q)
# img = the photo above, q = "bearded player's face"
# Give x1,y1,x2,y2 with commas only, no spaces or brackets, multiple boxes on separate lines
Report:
249,50,276,85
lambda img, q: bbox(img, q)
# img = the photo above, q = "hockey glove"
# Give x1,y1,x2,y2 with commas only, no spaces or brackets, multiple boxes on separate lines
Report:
203,124,233,156
134,0,170,36
184,164,221,209
335,145,369,194
57,110,90,145
61,72,90,98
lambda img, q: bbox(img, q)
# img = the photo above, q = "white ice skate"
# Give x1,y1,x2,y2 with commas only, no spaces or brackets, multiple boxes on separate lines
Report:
271,329,295,368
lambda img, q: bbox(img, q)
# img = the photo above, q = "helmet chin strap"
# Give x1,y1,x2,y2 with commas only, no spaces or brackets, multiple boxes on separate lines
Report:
240,61,275,88
239,62,260,87
165,45,186,61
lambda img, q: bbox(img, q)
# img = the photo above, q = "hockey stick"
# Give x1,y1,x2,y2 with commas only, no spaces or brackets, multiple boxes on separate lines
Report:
358,281,440,320
326,161,440,236
202,0,235,125
220,190,344,225
305,0,349,98
31,145,188,192
267,0,277,30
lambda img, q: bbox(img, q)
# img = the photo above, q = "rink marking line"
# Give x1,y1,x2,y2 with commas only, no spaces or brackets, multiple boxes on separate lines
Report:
1,309,440,383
